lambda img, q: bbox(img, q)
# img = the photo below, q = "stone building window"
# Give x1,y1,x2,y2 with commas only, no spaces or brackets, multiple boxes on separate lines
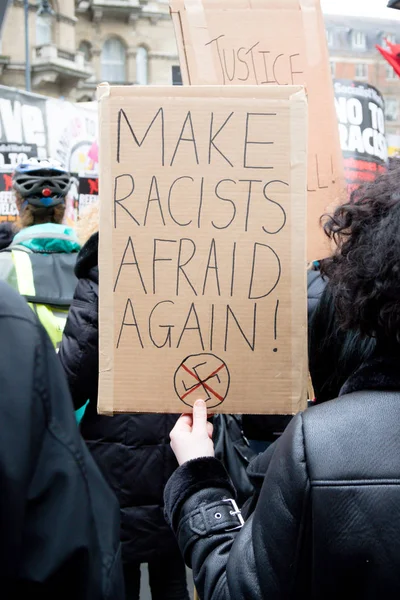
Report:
382,33,396,49
36,12,53,46
136,46,148,85
101,38,126,83
355,63,368,80
386,98,399,122
352,31,366,50
79,41,92,65
386,63,397,81
326,29,334,48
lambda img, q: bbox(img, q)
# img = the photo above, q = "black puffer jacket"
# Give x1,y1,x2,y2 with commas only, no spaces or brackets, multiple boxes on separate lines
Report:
59,233,181,564
164,356,400,599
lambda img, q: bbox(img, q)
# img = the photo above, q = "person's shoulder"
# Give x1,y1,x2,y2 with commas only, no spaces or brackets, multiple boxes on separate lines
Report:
0,280,37,325
307,269,326,297
75,232,98,281
307,269,327,321
0,247,13,274
301,390,400,483
73,272,99,306
0,222,16,250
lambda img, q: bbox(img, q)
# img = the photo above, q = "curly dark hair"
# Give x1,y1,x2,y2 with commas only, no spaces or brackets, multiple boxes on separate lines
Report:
321,168,400,344
309,284,375,403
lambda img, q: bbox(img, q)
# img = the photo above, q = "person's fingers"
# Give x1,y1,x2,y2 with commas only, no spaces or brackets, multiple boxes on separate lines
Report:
192,399,208,434
170,414,193,438
177,414,193,429
206,421,213,439
178,414,193,426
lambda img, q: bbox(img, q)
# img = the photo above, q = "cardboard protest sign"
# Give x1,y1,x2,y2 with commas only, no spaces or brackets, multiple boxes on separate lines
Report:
334,80,387,196
169,0,344,261
98,84,307,415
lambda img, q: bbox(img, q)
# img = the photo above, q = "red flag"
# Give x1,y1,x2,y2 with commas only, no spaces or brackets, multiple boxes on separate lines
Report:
376,39,400,77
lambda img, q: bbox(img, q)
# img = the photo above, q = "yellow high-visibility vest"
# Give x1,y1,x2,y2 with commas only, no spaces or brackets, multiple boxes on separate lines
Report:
12,249,69,350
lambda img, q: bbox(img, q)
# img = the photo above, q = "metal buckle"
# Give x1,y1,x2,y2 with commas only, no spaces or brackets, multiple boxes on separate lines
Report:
223,498,245,531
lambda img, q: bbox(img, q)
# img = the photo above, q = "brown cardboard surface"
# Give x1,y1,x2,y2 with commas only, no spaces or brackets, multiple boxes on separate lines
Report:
98,84,307,415
169,0,344,261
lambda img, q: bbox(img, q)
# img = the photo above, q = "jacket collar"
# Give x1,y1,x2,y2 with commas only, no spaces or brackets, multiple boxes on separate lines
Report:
340,353,400,397
13,224,80,254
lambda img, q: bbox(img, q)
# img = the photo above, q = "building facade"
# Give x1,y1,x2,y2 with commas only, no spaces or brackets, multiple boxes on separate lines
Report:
0,4,399,152
0,0,179,101
325,14,400,152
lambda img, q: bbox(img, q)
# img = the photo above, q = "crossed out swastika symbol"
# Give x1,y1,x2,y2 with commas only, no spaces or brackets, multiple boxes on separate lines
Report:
174,353,230,409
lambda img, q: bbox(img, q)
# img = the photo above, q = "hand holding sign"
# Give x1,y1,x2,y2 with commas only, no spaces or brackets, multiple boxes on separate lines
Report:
170,399,215,466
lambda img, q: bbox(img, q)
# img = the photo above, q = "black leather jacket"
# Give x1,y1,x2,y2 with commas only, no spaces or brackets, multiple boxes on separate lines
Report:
164,387,400,599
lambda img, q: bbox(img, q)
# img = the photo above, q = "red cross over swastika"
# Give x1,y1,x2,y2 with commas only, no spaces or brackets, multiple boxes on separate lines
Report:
174,354,230,409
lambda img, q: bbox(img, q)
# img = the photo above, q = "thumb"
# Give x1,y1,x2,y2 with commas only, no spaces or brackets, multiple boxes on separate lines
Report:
192,399,208,434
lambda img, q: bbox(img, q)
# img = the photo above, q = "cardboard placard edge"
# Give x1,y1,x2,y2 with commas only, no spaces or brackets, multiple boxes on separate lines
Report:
97,82,115,415
289,87,308,414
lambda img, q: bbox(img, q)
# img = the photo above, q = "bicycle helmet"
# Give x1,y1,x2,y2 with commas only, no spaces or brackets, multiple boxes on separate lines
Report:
13,158,72,209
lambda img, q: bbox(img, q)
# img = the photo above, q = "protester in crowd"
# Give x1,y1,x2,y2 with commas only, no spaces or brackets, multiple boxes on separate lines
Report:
59,202,190,600
0,158,80,348
0,279,123,598
163,168,400,598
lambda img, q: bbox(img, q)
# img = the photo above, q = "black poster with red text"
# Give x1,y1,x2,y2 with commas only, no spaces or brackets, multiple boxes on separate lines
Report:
78,176,98,213
334,80,387,195
0,171,17,222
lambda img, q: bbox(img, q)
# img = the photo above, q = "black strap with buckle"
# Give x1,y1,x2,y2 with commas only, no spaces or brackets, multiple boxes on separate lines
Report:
177,498,244,554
